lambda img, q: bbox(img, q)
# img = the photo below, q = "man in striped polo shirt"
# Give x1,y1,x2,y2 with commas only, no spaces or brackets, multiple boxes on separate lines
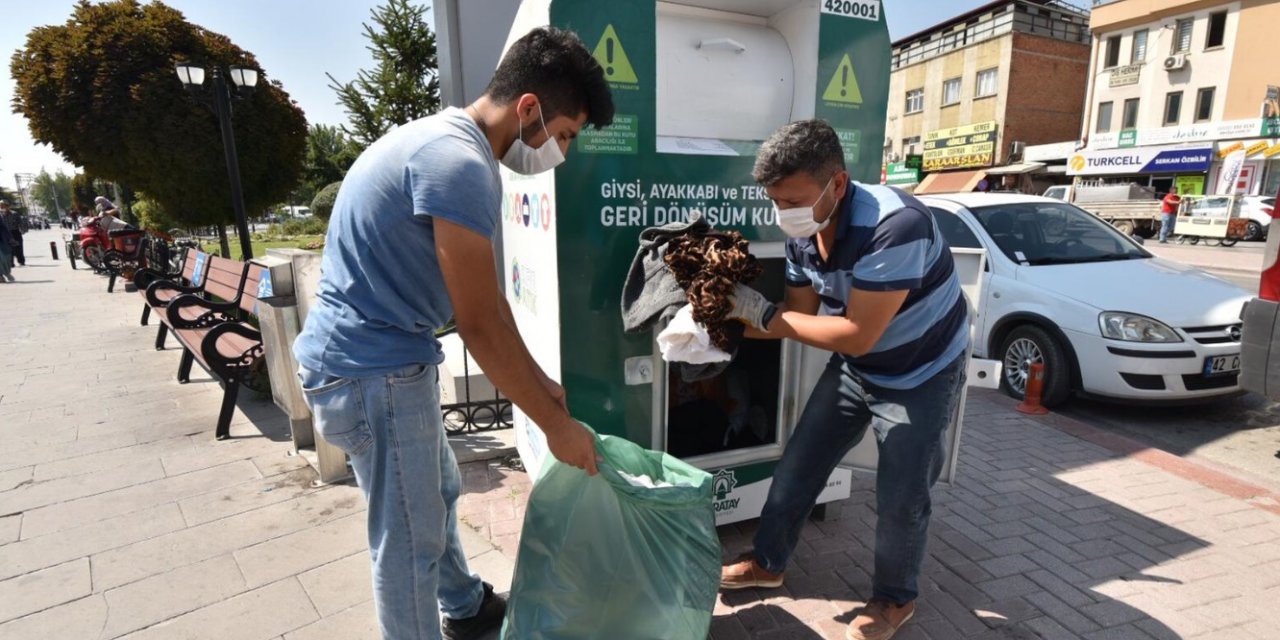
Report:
722,120,969,640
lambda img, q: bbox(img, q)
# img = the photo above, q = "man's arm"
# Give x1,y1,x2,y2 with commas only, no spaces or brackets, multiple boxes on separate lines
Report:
756,288,909,357
435,218,597,474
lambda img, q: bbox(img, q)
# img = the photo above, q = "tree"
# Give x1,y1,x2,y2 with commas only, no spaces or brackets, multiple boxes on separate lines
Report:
328,0,440,150
300,124,358,202
311,181,342,221
70,173,99,213
30,169,73,216
10,0,307,237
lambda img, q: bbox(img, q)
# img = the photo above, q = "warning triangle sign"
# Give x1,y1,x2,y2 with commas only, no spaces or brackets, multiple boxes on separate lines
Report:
822,54,863,105
592,24,638,84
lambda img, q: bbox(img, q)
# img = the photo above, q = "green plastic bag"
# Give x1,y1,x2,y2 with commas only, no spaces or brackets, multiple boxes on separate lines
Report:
501,427,721,640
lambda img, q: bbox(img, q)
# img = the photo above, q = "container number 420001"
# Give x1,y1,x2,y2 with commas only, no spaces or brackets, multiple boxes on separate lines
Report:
822,0,880,21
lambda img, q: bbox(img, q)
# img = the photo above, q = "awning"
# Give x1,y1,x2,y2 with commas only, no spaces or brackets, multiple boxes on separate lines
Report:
916,169,987,194
984,162,1046,175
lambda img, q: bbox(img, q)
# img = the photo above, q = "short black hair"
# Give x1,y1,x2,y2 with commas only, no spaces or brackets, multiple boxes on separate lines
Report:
485,27,615,130
753,120,846,186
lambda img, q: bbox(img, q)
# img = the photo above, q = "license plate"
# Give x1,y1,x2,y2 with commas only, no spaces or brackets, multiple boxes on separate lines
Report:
1204,354,1241,377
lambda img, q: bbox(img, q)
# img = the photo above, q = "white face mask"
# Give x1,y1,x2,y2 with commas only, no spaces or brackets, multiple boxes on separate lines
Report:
775,177,836,238
500,101,565,175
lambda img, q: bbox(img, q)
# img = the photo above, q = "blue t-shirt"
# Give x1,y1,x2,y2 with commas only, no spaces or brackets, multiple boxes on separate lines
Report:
294,108,502,378
785,181,969,389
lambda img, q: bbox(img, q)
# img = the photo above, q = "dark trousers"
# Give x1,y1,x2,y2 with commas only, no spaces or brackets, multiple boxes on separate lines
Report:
10,232,23,266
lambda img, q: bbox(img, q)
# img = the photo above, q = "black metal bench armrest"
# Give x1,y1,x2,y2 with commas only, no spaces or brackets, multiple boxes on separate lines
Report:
135,266,180,292
166,294,239,330
146,279,204,308
202,322,264,381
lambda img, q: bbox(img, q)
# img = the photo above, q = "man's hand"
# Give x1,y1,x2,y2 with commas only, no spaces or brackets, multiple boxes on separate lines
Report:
728,284,778,332
544,418,599,476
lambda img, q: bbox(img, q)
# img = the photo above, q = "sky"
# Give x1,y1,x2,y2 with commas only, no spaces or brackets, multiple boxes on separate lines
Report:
0,0,994,191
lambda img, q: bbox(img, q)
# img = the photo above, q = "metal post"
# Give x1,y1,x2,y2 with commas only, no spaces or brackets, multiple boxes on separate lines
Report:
210,68,254,261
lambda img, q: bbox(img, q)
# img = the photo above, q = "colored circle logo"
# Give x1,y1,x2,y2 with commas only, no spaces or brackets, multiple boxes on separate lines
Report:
1070,155,1086,172
521,194,531,227
511,261,521,298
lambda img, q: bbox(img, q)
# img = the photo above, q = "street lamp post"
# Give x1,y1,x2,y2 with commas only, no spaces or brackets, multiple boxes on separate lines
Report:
175,62,258,260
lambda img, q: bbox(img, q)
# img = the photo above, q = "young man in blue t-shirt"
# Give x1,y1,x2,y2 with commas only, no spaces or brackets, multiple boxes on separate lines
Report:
293,28,613,640
722,121,970,640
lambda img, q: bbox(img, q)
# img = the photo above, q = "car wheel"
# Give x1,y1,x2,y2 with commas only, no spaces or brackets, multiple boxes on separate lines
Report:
1113,220,1134,236
1244,221,1264,242
999,325,1071,407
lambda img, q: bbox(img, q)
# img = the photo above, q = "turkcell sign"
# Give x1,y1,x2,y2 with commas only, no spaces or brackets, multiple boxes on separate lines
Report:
1067,145,1213,176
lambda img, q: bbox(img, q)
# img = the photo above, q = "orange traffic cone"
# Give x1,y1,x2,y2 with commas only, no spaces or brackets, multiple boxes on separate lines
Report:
1016,362,1050,415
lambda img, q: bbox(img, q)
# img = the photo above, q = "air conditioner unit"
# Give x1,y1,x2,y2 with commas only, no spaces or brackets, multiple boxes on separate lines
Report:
1163,54,1188,71
1009,141,1026,163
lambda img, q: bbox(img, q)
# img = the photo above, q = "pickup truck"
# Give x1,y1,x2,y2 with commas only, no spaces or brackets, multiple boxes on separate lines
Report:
1042,184,1161,237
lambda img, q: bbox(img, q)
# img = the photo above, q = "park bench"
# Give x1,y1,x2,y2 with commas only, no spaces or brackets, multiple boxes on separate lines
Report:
163,255,271,440
135,246,202,326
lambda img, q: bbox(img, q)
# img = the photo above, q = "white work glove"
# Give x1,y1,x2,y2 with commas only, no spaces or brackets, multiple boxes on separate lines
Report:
728,284,778,332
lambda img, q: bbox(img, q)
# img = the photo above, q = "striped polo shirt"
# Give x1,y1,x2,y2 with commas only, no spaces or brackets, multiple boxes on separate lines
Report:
785,181,970,389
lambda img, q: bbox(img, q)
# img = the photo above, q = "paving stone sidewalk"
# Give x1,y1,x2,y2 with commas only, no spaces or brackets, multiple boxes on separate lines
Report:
5,229,1280,639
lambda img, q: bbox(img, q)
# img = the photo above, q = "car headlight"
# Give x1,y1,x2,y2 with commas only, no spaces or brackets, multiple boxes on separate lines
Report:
1099,312,1183,343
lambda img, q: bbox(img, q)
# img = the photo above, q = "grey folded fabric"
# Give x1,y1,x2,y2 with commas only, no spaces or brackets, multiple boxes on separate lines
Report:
620,214,711,333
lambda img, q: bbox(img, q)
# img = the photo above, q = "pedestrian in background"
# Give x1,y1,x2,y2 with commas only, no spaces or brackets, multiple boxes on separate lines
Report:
1,200,26,267
1159,188,1182,243
0,213,15,282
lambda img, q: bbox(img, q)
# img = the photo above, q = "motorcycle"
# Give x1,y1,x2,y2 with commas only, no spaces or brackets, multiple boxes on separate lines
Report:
75,214,110,272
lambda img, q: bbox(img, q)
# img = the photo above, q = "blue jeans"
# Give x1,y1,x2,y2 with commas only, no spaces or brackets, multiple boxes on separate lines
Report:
299,364,484,640
754,354,966,605
1159,213,1176,241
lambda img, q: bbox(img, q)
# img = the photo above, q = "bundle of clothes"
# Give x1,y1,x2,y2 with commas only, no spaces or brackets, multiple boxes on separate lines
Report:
620,214,762,380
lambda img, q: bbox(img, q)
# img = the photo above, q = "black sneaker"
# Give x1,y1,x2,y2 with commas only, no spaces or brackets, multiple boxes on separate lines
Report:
442,582,507,640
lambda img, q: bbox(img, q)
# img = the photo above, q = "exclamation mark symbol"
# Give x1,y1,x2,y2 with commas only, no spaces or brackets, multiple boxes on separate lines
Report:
606,38,615,77
840,65,848,97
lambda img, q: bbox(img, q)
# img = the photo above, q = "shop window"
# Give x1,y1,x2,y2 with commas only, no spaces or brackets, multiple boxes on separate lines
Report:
1097,101,1114,133
1131,29,1148,63
1195,87,1215,122
1174,18,1193,54
1122,98,1140,129
943,78,962,106
905,88,924,114
1105,35,1121,68
975,68,998,98
1206,12,1227,49
1164,92,1182,126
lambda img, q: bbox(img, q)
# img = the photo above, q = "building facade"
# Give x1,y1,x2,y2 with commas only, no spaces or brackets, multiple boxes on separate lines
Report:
884,0,1091,192
1075,0,1280,197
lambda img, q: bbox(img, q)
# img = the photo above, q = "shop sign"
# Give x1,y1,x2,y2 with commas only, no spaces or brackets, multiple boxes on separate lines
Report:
1067,145,1213,176
1246,141,1270,157
922,121,997,172
1118,129,1137,148
1263,85,1280,137
1175,175,1205,195
884,162,921,185
1109,64,1142,88
1265,143,1280,159
1218,142,1245,159
1090,119,1265,150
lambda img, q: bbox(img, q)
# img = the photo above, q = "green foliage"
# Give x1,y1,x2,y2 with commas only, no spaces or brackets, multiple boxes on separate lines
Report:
282,217,329,236
132,194,181,231
10,0,307,229
302,124,357,199
0,186,27,214
70,173,99,212
30,170,73,215
310,181,342,221
328,0,440,150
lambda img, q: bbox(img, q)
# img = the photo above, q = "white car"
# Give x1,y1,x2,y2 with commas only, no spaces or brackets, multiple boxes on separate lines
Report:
922,193,1251,406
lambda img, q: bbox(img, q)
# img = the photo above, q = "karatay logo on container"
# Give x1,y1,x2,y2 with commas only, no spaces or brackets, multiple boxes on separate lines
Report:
712,469,740,512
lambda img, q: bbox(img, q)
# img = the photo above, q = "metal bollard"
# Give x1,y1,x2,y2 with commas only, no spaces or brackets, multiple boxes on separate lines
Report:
1016,362,1050,415
50,241,59,260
